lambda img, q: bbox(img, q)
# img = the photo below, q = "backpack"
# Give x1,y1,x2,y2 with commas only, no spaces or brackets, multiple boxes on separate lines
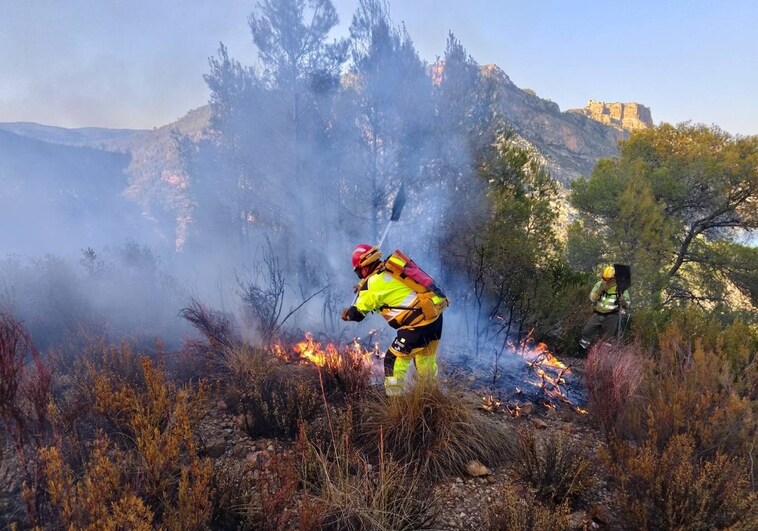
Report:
381,250,449,321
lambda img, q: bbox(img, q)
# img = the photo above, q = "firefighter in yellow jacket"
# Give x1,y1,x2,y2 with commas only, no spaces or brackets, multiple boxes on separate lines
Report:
341,244,443,396
579,265,630,349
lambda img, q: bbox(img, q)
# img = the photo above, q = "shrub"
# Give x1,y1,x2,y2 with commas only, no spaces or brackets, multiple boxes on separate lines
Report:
41,351,213,530
0,312,51,526
297,424,436,531
628,321,755,460
221,345,320,439
356,381,514,480
583,342,645,438
604,434,758,530
512,427,594,505
484,483,569,531
40,437,155,530
211,451,302,531
297,337,373,401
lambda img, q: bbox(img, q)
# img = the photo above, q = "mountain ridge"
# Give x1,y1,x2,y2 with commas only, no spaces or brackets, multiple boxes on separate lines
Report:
0,64,652,250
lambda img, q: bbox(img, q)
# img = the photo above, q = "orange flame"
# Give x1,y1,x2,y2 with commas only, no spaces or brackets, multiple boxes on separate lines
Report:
513,329,587,414
273,332,377,369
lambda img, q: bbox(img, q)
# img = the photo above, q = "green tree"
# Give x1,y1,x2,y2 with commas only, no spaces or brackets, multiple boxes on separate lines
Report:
453,131,564,356
433,33,498,268
569,123,758,310
199,0,348,274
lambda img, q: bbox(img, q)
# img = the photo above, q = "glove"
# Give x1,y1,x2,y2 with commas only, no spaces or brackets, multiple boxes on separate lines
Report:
341,306,366,322
600,280,610,292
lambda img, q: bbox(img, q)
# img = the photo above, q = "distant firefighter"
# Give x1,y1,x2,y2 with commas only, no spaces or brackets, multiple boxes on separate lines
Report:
341,244,448,396
579,265,630,349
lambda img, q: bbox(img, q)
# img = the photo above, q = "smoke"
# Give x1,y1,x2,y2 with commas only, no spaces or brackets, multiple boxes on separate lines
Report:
0,0,514,369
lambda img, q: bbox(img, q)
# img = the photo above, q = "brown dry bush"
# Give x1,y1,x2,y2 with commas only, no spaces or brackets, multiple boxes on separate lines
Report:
356,380,515,480
211,451,302,531
604,433,758,530
222,344,320,439
626,320,755,461
512,426,594,505
583,342,645,438
0,312,51,526
484,483,569,531
600,313,758,529
210,460,257,528
297,423,437,531
41,351,213,530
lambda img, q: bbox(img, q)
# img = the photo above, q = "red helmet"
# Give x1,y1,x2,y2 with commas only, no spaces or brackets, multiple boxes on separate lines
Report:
351,243,381,270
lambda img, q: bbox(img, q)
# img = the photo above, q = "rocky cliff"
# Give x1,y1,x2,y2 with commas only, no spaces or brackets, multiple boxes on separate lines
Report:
568,100,653,131
481,65,629,183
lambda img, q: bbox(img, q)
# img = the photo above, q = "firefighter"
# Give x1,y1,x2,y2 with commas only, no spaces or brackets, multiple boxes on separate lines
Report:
579,265,630,350
341,243,443,396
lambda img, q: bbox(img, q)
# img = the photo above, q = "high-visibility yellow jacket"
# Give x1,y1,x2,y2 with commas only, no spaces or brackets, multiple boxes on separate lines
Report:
354,270,438,329
590,281,630,314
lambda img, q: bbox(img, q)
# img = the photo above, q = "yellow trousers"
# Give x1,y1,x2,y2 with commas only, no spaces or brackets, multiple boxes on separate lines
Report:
384,339,439,396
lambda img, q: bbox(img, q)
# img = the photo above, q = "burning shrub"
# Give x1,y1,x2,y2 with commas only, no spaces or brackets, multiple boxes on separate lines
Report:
317,347,373,400
292,333,374,401
512,427,594,506
583,342,645,438
484,483,569,531
356,381,514,480
604,433,757,530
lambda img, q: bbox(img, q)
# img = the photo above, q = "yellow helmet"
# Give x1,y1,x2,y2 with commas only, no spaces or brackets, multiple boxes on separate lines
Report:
601,265,615,281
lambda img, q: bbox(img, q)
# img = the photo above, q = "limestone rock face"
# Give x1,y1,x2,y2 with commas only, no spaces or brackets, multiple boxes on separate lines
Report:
572,100,653,131
481,64,628,183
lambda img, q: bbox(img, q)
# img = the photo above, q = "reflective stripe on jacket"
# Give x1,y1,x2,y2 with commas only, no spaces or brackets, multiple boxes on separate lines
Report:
355,271,437,329
589,280,630,314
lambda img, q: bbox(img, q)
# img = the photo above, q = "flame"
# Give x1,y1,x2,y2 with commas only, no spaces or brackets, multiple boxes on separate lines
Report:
273,332,378,369
513,328,587,414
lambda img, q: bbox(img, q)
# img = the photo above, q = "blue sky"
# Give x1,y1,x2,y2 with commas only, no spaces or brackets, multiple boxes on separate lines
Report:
1,0,756,134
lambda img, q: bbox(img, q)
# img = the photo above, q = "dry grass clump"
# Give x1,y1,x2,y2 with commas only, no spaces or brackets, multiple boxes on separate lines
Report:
484,483,569,531
512,427,594,505
356,380,514,480
175,298,241,382
583,342,645,438
297,423,437,531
